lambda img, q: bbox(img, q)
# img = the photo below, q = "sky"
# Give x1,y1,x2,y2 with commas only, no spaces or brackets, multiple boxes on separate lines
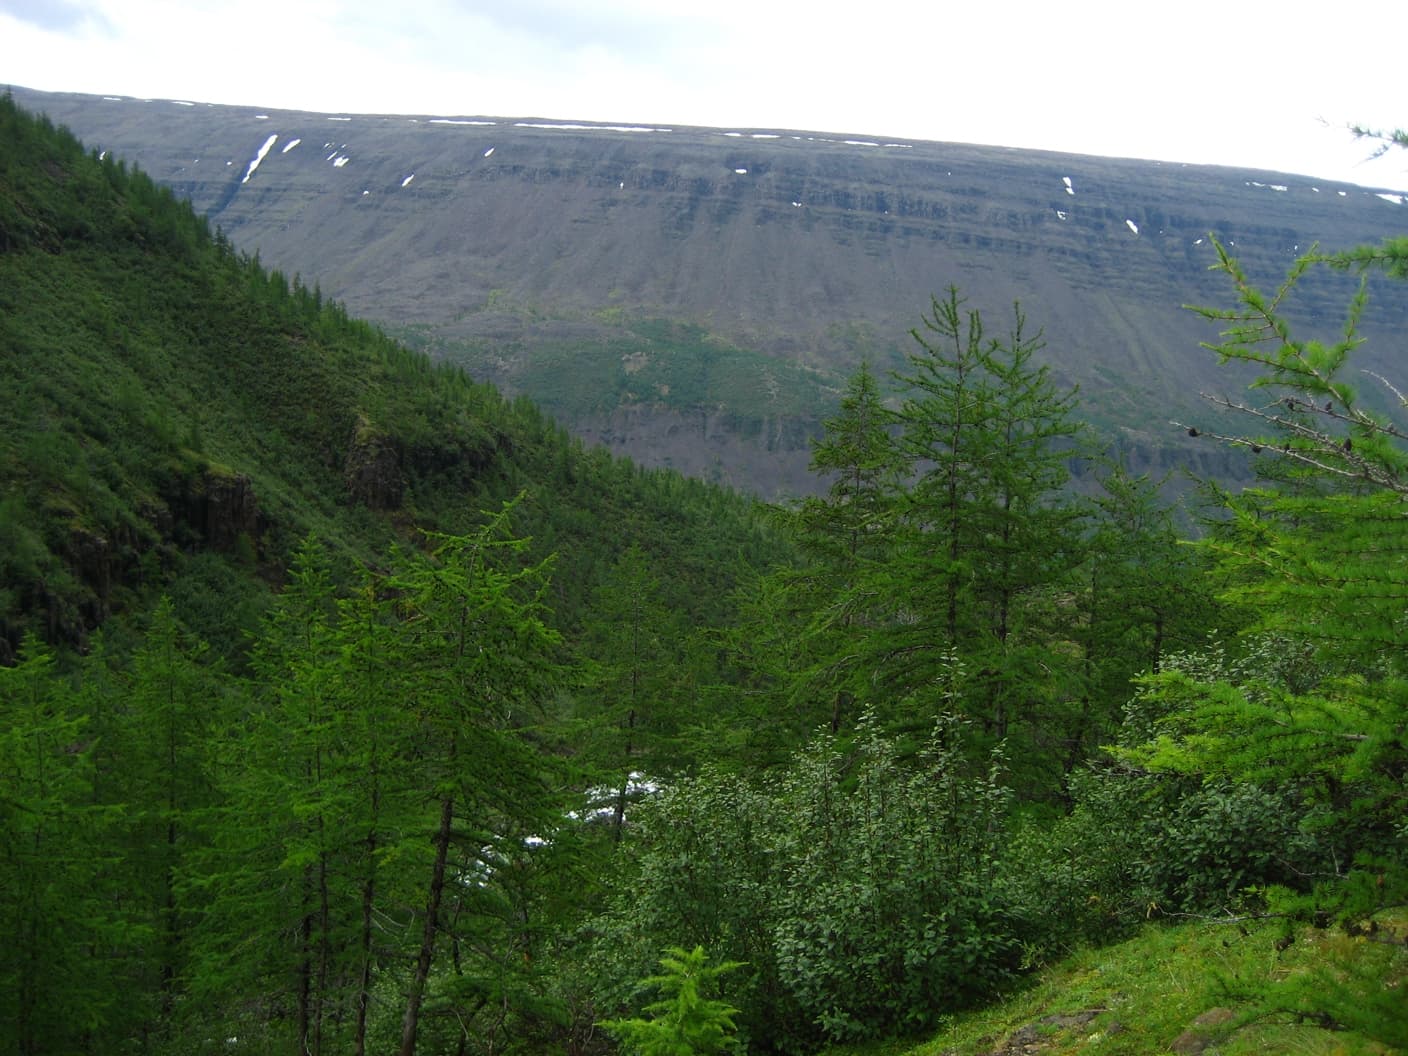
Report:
3,0,1407,189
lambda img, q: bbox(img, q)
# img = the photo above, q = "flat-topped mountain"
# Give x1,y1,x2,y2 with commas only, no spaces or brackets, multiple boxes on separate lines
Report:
16,86,1408,495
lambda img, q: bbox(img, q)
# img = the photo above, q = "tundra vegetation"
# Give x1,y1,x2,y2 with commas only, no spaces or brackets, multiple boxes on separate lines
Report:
0,94,1404,1055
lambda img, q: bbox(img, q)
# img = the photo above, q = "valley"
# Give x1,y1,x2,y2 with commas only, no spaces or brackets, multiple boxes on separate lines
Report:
3,88,1406,1056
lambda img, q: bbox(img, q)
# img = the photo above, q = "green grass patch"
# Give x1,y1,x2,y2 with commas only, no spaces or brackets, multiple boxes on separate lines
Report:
819,911,1408,1056
403,314,838,421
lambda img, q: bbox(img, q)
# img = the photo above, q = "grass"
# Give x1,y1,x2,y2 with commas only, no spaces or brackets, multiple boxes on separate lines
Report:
397,312,839,421
819,909,1408,1056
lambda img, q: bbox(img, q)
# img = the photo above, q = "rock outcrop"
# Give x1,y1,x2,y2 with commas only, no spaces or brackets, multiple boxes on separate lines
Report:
344,416,404,510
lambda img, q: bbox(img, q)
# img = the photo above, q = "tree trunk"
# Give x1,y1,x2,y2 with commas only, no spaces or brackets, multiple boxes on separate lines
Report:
398,792,455,1056
353,822,377,1056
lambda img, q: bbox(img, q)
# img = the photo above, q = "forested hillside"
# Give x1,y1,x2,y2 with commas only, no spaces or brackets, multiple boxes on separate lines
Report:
1,95,1404,1056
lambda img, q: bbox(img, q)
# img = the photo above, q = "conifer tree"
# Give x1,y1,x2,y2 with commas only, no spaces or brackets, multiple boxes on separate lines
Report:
388,504,563,1056
601,946,744,1056
0,636,129,1053
1068,461,1205,768
789,362,907,731
117,597,222,1033
1128,236,1408,864
185,538,372,1053
882,289,1087,767
581,543,681,840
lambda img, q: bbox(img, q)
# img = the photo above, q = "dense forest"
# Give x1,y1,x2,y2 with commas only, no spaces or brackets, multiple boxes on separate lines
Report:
1,93,1405,1055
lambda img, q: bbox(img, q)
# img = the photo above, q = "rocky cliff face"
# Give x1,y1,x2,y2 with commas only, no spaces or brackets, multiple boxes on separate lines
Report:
20,87,1408,495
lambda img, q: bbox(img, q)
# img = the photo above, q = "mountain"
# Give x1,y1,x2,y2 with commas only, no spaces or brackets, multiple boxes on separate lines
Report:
12,86,1408,495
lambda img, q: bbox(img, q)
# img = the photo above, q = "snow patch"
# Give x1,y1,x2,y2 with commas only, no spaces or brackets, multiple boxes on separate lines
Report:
792,201,802,207
281,138,301,153
752,133,780,139
483,146,495,157
401,174,415,187
1338,190,1348,197
362,190,369,196
328,116,351,121
1125,219,1139,235
620,181,625,189
429,118,496,125
514,122,670,132
332,155,350,168
1376,192,1405,205
1055,209,1067,220
724,131,743,137
173,100,195,106
844,139,879,147
241,134,278,184
254,114,269,120
102,96,123,101
1062,176,1074,195
734,168,748,174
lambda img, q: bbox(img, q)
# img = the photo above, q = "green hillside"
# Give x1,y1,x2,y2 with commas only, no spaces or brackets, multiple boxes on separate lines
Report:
2,93,1405,1056
0,92,780,660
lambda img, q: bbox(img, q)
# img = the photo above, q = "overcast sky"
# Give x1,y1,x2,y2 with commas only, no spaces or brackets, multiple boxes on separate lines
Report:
4,0,1406,189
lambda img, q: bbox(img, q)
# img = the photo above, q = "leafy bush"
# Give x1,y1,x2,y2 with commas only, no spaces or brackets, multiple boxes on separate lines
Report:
1142,780,1329,912
1000,768,1159,959
595,715,1024,1051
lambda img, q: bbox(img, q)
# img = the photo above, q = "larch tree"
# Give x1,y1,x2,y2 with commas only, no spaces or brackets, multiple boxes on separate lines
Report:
789,361,908,732
0,636,129,1054
388,503,563,1056
1128,235,1408,874
882,289,1088,773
